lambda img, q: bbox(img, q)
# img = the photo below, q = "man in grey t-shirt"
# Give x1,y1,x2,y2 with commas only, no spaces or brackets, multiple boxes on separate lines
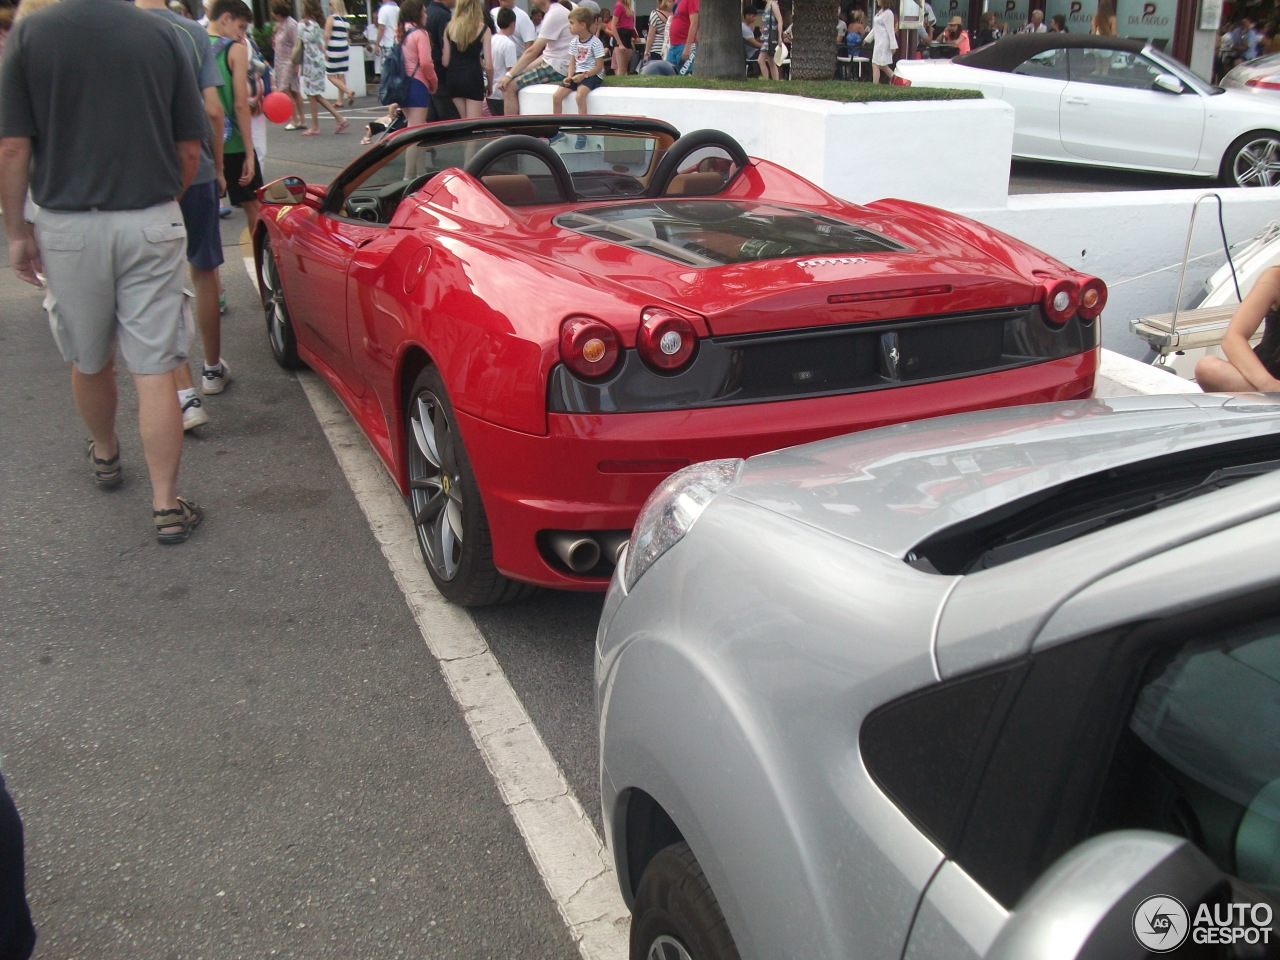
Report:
0,0,210,544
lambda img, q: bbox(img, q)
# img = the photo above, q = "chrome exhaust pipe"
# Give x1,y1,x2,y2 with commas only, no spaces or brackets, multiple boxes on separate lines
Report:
599,532,630,567
549,532,601,573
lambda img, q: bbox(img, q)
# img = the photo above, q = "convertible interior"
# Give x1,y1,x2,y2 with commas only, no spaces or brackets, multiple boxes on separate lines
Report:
333,126,750,225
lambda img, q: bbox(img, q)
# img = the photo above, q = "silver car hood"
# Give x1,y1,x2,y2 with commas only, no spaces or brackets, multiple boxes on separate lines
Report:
729,393,1280,558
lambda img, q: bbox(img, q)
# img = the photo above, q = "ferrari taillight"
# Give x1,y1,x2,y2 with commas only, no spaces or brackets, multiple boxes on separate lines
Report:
1077,276,1107,321
1040,278,1079,326
637,309,697,372
560,316,620,379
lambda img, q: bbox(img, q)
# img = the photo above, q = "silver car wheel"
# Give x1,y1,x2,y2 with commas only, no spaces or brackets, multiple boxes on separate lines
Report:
408,389,464,582
647,935,695,960
1230,134,1280,187
259,236,301,368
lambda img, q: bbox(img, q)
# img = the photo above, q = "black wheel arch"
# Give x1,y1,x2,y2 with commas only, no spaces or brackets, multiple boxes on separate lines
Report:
621,788,686,902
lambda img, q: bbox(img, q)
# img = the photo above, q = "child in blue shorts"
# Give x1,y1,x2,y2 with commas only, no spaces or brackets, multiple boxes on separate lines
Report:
552,5,606,115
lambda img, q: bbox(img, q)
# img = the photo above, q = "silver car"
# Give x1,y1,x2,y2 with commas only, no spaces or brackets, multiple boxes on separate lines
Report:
1222,52,1280,96
596,394,1280,960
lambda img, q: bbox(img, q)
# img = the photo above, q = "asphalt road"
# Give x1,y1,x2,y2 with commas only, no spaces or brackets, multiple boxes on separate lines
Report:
1008,158,1212,194
0,98,1205,960
0,107,596,959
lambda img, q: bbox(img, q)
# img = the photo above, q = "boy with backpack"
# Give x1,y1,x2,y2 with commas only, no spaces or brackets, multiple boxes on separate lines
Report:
377,11,418,106
203,0,258,397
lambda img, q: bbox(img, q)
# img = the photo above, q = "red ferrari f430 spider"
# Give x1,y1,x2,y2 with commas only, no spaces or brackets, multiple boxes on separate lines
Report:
255,116,1103,605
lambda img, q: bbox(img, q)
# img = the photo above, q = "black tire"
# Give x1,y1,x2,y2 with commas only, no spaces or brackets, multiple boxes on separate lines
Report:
1219,131,1280,188
404,368,538,607
259,233,303,369
630,843,741,960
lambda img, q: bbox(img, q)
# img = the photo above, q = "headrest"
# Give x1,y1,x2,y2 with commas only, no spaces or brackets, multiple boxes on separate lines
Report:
664,172,725,197
482,174,536,205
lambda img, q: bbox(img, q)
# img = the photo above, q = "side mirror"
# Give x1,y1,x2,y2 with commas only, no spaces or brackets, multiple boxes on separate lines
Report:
985,831,1238,960
258,176,309,205
1153,73,1186,94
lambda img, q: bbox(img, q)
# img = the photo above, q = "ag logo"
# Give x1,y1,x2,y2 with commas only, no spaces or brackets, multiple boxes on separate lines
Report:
1133,895,1190,952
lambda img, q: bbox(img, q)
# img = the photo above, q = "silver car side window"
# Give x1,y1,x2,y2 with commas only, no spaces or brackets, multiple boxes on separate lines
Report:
1127,621,1280,895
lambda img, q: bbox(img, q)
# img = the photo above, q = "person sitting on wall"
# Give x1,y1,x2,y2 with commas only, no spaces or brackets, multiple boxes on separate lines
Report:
743,5,762,65
1195,266,1280,393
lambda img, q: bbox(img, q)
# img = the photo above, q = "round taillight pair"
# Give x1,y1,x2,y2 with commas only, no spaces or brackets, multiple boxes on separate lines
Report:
637,309,697,373
560,316,620,379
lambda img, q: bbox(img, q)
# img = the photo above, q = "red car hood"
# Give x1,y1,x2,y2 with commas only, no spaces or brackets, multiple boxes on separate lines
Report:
500,209,1040,337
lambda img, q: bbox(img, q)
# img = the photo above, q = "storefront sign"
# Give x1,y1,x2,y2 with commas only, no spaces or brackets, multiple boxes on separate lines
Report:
1000,0,1029,32
1046,0,1096,32
1199,0,1223,30
900,0,924,30
1120,0,1174,42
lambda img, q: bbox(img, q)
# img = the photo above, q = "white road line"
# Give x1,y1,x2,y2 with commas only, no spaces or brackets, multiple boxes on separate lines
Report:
241,253,630,959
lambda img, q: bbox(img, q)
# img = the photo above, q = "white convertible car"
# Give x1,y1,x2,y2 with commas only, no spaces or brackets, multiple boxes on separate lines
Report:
897,34,1280,187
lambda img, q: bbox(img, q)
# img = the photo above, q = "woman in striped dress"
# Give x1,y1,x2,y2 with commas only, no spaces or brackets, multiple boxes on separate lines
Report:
325,0,356,106
644,0,670,63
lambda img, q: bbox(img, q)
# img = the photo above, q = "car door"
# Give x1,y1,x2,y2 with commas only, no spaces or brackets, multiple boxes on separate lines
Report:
900,512,1280,959
1003,48,1072,161
278,208,372,394
1059,46,1205,171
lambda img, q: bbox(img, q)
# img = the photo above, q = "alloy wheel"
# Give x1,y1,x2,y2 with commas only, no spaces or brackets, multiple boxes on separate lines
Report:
647,935,696,960
1232,136,1280,187
408,390,464,581
261,244,288,358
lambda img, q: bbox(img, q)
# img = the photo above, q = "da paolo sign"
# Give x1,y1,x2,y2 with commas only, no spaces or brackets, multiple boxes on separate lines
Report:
1045,0,1095,33
1132,896,1274,952
1122,0,1174,44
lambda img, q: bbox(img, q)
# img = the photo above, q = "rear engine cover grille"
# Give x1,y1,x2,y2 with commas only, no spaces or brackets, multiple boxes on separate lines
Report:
548,307,1094,414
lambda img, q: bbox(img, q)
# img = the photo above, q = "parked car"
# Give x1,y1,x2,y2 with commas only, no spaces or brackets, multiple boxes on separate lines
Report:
896,33,1280,187
1222,51,1280,96
255,116,1103,605
597,393,1280,960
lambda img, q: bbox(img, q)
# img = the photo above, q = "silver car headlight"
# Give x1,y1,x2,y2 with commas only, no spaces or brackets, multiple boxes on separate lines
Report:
623,458,743,591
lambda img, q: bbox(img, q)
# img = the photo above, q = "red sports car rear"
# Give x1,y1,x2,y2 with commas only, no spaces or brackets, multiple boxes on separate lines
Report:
255,117,1100,604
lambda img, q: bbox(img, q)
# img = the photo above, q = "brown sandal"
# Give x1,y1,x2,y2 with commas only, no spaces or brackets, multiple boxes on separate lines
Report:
153,497,204,545
85,439,122,488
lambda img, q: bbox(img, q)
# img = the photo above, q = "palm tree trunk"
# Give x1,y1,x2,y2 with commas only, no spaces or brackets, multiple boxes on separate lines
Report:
695,0,747,78
791,0,839,79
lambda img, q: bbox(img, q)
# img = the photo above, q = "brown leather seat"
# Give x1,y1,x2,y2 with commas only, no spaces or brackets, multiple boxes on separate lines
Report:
664,172,725,196
482,174,536,205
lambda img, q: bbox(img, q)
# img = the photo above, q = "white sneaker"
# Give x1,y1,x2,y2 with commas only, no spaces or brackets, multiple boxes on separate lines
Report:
201,361,232,395
181,395,209,430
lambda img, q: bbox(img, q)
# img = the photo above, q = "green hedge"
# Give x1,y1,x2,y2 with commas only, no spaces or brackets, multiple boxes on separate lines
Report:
607,75,980,103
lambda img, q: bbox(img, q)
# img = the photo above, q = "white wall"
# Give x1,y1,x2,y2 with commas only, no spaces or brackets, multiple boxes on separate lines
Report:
966,189,1280,358
518,84,1280,358
518,85,1016,209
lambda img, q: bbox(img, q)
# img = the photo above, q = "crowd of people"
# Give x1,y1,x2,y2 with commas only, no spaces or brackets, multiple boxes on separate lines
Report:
1215,13,1280,80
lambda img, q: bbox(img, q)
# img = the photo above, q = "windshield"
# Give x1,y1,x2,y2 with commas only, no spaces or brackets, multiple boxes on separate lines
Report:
555,201,910,268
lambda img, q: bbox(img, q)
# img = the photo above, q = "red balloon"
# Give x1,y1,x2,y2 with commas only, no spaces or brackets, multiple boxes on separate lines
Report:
262,91,294,124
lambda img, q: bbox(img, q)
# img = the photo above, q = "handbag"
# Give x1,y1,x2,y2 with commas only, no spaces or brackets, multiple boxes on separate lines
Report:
290,32,303,66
